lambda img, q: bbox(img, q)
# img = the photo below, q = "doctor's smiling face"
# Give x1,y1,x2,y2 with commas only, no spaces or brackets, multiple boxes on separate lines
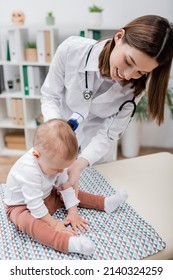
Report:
109,29,158,81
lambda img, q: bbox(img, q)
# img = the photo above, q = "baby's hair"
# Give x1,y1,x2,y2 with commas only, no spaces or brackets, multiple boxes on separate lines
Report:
33,119,78,160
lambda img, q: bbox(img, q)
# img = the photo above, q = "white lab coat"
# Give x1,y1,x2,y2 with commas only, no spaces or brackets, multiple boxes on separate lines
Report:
41,36,141,165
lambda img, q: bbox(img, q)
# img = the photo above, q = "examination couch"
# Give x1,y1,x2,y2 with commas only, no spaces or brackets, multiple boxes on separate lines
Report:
94,152,173,260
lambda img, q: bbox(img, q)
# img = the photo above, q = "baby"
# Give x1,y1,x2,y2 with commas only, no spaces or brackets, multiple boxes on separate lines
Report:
4,119,127,255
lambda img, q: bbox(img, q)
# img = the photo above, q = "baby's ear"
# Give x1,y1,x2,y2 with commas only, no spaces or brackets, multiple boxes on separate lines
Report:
32,149,40,159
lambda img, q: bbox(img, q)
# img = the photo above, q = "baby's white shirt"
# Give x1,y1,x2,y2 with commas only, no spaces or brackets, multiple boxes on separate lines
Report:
4,148,79,218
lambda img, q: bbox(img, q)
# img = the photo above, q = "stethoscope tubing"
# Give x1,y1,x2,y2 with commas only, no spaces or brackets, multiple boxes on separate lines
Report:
106,99,136,140
119,99,136,118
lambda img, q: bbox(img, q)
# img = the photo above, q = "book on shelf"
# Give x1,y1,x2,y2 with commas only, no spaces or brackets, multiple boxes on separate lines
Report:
27,66,36,96
11,98,18,125
36,31,46,63
5,142,26,150
93,30,101,40
79,30,85,37
85,30,101,40
0,65,5,93
36,30,53,63
6,40,11,61
16,98,24,125
22,65,29,95
44,31,52,63
33,66,45,94
11,98,24,125
23,65,45,96
7,29,27,62
8,29,18,62
4,132,26,150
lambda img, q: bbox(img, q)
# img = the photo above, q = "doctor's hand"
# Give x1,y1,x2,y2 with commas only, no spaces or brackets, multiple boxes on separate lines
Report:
67,157,89,195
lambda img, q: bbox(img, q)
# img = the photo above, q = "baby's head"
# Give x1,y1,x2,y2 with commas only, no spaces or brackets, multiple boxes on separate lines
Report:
33,119,78,174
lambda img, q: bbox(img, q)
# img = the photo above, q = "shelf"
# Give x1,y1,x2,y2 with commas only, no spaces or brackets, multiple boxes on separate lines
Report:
0,25,58,154
0,91,23,98
21,61,50,66
0,60,50,67
24,95,41,100
0,118,24,129
0,147,25,156
0,60,20,65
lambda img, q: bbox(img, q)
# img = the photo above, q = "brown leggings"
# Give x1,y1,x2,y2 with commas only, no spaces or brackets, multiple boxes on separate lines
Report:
6,188,105,253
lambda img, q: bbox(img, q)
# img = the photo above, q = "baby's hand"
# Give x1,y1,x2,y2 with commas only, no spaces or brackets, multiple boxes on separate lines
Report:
65,207,90,234
54,220,77,236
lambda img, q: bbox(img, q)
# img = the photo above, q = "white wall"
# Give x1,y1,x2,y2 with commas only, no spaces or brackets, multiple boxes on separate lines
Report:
0,0,173,148
0,0,172,42
0,0,172,30
141,109,173,148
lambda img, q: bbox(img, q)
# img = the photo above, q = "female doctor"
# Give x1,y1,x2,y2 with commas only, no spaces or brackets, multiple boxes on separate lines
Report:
41,15,173,189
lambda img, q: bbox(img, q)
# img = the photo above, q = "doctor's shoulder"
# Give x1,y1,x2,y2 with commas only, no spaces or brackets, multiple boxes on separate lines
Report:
58,36,96,54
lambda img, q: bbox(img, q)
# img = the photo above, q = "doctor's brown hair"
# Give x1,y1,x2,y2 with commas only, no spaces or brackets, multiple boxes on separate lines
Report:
99,15,173,125
33,119,78,160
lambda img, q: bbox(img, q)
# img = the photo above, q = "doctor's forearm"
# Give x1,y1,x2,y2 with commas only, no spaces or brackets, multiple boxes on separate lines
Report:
41,89,62,122
79,138,112,166
67,157,89,186
76,157,89,170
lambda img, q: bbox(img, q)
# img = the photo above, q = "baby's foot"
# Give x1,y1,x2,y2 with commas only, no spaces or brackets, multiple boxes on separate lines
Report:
104,190,128,214
68,236,95,255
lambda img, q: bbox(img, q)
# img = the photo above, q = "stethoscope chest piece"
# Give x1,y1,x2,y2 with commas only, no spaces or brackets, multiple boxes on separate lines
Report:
83,89,92,100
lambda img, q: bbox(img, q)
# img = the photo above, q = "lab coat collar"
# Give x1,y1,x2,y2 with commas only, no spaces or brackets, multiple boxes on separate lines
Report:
78,39,110,74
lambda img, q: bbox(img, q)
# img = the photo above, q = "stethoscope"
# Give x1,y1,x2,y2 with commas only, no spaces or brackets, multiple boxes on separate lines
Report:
68,45,137,139
82,46,94,100
106,98,136,140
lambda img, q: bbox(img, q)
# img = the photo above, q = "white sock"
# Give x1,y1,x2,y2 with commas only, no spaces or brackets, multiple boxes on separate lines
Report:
68,236,95,255
104,190,128,214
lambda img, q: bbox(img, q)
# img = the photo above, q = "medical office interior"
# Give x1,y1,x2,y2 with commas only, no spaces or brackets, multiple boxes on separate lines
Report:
0,0,173,260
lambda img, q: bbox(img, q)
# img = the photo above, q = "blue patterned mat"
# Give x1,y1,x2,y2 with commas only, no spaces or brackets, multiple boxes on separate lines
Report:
0,167,166,260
